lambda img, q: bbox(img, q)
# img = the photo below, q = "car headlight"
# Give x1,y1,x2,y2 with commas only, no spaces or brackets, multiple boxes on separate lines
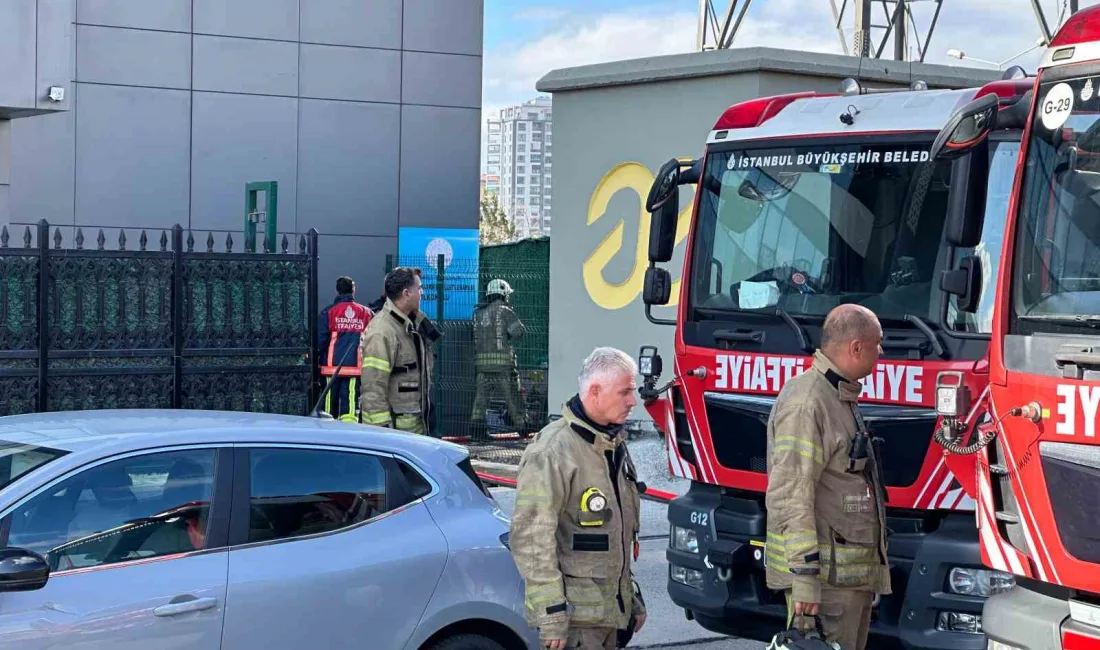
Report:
948,567,1015,597
988,641,1025,650
670,525,699,553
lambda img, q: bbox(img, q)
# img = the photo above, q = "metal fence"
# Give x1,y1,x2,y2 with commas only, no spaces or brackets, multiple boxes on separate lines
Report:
383,237,550,462
0,220,319,416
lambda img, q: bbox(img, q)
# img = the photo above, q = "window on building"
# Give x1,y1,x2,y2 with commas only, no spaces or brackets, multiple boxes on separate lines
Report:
518,134,526,143
518,145,526,152
532,132,543,142
488,145,500,154
517,166,525,174
530,153,542,163
247,448,389,544
517,177,525,185
517,155,525,163
518,123,527,131
531,165,541,175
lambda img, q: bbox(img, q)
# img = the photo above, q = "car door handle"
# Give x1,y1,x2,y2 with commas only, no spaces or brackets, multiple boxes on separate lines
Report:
153,596,218,617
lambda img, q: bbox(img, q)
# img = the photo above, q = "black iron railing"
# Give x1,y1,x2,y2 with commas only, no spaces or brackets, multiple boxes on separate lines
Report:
0,220,319,416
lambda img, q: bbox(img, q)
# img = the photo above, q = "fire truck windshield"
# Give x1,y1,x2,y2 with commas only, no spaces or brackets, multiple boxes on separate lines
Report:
1012,74,1100,333
689,140,954,326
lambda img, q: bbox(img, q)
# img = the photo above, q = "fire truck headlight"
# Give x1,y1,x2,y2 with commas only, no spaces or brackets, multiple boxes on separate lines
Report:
671,564,706,589
948,567,1015,597
988,640,1026,650
670,525,699,553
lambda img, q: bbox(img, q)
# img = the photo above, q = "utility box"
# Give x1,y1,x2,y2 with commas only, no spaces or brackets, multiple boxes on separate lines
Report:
0,0,73,118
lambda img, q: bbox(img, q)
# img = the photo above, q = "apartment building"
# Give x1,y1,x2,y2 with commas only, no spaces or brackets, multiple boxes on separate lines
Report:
485,96,552,237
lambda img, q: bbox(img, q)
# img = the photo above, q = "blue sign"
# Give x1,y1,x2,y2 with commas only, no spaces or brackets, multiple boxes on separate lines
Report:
397,227,480,320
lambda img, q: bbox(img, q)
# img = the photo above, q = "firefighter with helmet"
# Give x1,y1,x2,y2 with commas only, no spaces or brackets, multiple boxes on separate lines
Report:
765,304,890,650
471,277,528,441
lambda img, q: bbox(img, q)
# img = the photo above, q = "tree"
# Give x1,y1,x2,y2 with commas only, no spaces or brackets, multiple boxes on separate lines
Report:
480,192,517,245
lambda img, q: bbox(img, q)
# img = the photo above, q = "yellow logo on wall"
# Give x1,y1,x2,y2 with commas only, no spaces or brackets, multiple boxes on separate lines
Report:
583,161,694,310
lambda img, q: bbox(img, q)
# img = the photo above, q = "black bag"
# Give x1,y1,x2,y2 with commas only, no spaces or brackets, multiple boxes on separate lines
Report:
766,616,843,650
616,580,645,648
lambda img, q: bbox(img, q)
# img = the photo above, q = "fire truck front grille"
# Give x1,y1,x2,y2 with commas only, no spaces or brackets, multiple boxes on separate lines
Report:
1040,442,1100,564
703,392,937,487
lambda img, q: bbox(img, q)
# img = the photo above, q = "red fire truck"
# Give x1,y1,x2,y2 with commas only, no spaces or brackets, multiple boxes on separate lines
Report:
637,76,1033,649
927,6,1100,650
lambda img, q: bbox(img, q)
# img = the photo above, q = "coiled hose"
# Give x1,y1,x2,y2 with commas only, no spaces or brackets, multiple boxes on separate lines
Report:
934,407,1022,455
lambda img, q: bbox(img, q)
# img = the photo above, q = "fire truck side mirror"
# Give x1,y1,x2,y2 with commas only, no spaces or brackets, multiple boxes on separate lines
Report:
931,93,999,161
643,267,672,306
648,158,681,263
940,255,983,313
945,146,990,248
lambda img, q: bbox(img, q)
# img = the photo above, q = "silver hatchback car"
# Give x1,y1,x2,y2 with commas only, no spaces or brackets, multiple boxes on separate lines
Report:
0,409,539,650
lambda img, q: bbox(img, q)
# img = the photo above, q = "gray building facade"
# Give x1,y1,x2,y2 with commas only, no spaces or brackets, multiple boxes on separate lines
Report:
536,47,1001,424
1,0,483,297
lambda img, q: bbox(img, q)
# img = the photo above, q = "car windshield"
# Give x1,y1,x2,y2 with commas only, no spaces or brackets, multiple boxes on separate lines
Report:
0,441,68,491
689,141,954,324
1011,74,1100,333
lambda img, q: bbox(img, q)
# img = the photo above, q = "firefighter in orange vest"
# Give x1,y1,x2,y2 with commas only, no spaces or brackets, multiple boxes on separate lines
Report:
317,276,373,422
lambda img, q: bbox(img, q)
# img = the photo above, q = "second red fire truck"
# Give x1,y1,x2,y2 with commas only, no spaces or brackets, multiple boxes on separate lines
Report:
638,75,1034,648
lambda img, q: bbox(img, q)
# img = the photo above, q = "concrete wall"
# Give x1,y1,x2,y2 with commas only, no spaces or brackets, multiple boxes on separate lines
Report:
0,0,74,233
5,0,483,297
536,47,1000,422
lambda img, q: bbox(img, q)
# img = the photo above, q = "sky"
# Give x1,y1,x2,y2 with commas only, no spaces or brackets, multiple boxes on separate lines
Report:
480,0,1100,159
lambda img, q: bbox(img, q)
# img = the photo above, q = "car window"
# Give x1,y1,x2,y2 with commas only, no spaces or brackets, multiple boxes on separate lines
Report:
4,449,216,572
0,441,68,491
247,448,389,544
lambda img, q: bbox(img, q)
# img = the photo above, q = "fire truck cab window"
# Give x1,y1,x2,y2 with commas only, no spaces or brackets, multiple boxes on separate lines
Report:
690,142,953,325
1012,74,1100,333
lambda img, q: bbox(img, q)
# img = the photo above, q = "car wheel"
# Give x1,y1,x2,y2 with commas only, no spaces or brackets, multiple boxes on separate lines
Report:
427,633,507,650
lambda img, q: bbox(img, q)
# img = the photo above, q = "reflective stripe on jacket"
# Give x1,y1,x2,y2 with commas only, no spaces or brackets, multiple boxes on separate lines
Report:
509,398,646,641
473,300,525,369
358,298,435,431
764,350,890,604
318,297,372,376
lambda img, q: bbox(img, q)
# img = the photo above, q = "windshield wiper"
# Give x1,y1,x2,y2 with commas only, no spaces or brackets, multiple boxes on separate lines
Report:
776,307,814,353
1018,314,1100,328
903,314,947,359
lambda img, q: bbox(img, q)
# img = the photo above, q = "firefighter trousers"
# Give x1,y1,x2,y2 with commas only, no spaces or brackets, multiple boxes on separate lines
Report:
785,587,874,650
471,368,526,429
393,413,426,435
565,626,616,650
323,375,360,423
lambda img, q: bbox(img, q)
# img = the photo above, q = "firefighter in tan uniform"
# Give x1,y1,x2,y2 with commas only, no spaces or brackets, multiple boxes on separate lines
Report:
765,304,889,650
471,278,527,440
359,267,440,435
510,347,647,649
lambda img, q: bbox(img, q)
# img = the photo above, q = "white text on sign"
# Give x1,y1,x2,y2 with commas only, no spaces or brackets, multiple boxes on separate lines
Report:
713,354,926,405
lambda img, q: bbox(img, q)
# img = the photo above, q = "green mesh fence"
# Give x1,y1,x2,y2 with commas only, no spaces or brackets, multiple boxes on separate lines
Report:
383,237,549,460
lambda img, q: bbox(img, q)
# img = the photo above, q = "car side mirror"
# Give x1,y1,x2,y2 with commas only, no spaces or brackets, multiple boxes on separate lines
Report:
941,255,983,313
931,93,999,161
0,548,50,592
643,267,672,306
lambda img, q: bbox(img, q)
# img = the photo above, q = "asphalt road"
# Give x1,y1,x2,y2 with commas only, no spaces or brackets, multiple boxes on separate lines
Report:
491,477,760,650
